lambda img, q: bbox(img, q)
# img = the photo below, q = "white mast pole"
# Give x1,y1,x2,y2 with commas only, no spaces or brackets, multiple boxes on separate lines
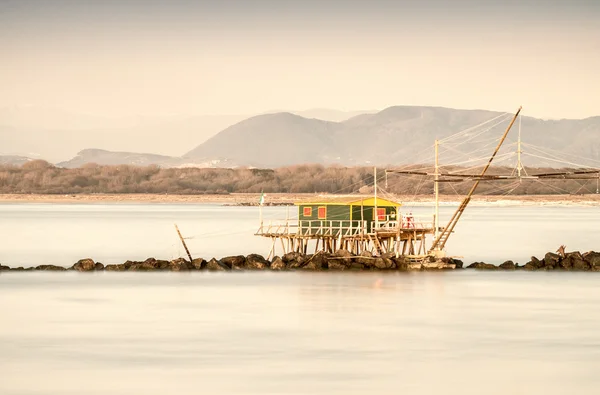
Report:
374,166,378,229
259,192,263,228
517,112,523,180
434,139,440,242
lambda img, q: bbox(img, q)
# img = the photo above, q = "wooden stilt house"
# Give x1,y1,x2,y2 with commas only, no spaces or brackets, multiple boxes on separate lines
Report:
256,195,435,259
296,196,400,234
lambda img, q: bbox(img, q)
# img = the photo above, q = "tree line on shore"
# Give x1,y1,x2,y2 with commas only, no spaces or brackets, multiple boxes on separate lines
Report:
0,160,596,195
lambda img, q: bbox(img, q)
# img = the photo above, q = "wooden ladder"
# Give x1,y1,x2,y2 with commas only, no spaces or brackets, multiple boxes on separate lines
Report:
368,234,384,255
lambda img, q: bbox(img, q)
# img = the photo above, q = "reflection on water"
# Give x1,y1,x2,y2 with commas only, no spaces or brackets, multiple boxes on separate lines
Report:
1,272,600,395
0,203,599,266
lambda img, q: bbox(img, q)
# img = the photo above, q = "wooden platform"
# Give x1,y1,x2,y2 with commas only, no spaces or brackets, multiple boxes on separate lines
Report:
256,218,436,259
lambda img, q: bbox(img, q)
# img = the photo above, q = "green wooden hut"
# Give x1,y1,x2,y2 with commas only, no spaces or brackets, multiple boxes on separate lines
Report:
295,196,401,234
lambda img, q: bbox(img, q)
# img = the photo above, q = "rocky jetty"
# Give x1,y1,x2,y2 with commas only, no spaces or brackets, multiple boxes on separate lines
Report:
1,250,599,272
466,251,600,271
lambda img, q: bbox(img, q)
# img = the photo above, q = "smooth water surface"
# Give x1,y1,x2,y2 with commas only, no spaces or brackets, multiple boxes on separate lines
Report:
2,203,600,395
1,271,600,395
0,203,599,266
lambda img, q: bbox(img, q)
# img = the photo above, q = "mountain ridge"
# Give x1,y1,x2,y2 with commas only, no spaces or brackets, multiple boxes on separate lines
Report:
7,105,600,169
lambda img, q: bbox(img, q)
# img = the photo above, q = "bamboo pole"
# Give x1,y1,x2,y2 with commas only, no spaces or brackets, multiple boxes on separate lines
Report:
174,224,193,263
430,106,522,252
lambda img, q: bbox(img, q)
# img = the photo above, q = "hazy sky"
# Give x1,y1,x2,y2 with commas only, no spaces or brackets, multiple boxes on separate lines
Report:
1,0,599,119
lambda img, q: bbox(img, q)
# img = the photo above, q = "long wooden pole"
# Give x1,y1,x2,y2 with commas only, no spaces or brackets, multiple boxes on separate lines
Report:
175,224,194,263
429,106,522,252
434,139,440,240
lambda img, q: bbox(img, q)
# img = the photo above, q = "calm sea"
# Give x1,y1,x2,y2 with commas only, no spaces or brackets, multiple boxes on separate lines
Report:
1,203,600,395
0,202,599,266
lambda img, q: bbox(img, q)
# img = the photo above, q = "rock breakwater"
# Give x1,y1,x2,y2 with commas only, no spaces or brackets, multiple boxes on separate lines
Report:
1,250,599,272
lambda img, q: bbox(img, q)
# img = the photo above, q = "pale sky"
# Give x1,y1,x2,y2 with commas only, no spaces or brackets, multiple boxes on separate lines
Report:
1,0,599,119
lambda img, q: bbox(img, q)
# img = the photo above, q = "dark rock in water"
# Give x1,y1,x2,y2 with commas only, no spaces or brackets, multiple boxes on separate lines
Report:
523,256,543,270
191,258,205,270
10,267,26,271
380,253,397,270
562,252,589,271
288,254,308,269
168,258,191,271
543,253,561,269
467,262,498,270
303,252,329,270
328,260,348,271
271,256,286,271
1,264,11,271
334,249,352,264
220,255,245,270
105,264,125,271
143,258,160,269
521,262,537,271
440,257,462,269
283,252,307,269
94,262,105,271
583,251,600,271
246,254,270,270
349,262,365,270
367,254,395,270
499,260,516,270
34,265,67,271
394,256,409,271
328,250,353,270
71,258,96,272
157,259,171,270
124,258,167,271
282,252,304,264
371,257,387,270
357,250,373,266
301,254,317,270
129,261,156,271
206,258,228,271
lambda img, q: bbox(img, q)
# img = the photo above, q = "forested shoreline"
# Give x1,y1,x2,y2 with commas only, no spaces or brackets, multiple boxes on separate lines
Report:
0,160,597,195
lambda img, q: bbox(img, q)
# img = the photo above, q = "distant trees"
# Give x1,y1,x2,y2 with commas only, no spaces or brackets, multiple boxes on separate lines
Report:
0,163,596,195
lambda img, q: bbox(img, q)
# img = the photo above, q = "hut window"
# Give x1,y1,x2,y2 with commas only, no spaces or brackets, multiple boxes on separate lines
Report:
318,206,327,219
303,207,312,217
376,208,386,220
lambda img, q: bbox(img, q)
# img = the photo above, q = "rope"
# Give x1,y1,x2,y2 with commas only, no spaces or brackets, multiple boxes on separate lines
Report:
439,112,511,143
522,146,600,170
521,142,600,168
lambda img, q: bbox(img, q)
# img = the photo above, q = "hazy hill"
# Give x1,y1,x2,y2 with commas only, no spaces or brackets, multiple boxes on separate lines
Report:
0,107,248,163
0,107,370,163
57,149,181,168
183,113,344,167
0,155,33,166
184,106,600,168
12,105,600,169
288,109,373,122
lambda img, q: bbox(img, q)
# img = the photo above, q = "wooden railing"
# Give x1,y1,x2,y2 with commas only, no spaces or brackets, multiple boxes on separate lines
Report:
256,216,434,237
257,220,368,237
372,217,434,231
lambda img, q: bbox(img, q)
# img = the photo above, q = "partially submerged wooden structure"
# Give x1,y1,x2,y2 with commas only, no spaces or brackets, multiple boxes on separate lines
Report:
256,196,435,260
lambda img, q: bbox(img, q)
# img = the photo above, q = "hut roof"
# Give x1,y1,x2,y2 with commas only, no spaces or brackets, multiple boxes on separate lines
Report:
294,196,401,207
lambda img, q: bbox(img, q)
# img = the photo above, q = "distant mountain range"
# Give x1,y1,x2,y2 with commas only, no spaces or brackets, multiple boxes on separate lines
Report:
3,106,600,169
0,107,370,163
183,106,600,168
